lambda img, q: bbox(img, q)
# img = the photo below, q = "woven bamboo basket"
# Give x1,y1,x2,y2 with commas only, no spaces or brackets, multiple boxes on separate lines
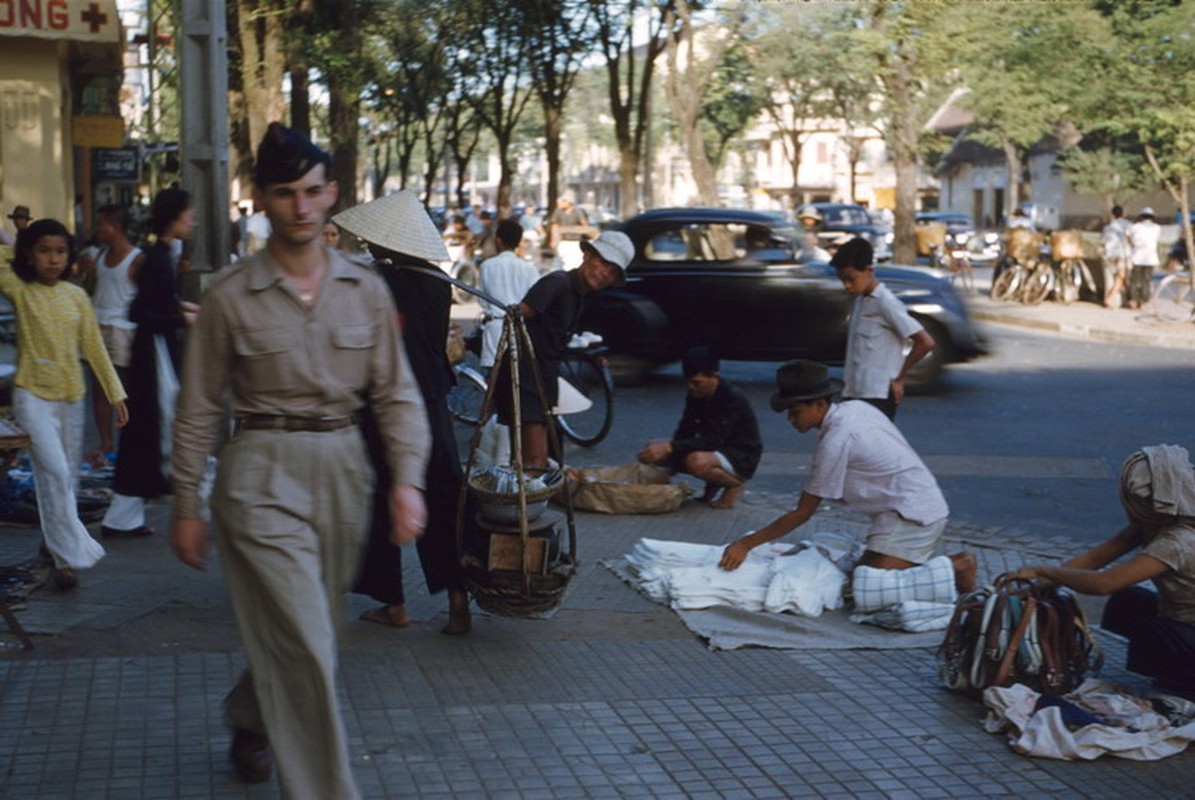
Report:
462,553,576,615
1050,230,1085,260
1006,229,1044,262
915,223,947,257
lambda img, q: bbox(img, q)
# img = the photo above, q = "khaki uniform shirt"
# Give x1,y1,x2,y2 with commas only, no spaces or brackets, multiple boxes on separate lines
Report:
171,248,430,520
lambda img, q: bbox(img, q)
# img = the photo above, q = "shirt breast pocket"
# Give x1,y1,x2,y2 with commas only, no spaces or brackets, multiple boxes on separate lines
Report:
329,322,377,390
232,326,297,394
855,315,885,353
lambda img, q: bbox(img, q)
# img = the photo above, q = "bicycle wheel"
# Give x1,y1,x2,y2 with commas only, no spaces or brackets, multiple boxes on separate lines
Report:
452,262,479,304
990,267,1021,302
1057,260,1082,305
557,352,615,447
1153,273,1195,322
1020,266,1053,305
447,363,488,425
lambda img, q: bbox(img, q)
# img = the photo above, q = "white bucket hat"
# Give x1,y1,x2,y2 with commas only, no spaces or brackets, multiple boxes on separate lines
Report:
331,190,450,263
580,230,633,286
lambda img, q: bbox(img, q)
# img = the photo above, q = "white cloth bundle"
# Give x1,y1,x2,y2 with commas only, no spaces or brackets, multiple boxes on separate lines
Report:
851,555,957,613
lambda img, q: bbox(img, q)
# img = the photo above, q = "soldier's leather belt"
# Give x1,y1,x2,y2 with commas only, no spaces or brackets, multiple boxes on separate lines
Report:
236,414,357,433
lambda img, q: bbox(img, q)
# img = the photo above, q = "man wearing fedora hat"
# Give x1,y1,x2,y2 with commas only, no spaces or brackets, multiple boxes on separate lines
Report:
499,229,632,466
169,123,430,798
719,359,975,592
1,204,31,247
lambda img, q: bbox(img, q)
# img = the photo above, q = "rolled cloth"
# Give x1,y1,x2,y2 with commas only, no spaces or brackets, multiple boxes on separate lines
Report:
254,122,332,186
1119,445,1195,533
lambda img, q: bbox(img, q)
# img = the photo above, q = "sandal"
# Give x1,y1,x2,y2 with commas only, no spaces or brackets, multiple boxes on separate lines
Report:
53,567,78,590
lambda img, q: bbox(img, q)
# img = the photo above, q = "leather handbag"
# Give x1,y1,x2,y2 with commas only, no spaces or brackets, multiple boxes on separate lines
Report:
937,576,1103,697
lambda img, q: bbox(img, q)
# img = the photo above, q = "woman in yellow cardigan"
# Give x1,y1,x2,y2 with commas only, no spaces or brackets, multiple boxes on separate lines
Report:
2,219,127,588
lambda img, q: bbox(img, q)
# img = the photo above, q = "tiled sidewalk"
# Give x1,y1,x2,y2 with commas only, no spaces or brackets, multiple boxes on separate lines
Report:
1,496,1191,798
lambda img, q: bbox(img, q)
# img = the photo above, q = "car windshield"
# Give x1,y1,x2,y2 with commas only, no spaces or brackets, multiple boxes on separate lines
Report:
823,207,869,226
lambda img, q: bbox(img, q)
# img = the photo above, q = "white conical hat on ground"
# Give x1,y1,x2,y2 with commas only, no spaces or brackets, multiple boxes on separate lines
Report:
332,190,450,262
552,377,593,415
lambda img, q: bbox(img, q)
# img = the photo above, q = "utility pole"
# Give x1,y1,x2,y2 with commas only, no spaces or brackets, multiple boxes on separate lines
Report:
178,0,229,285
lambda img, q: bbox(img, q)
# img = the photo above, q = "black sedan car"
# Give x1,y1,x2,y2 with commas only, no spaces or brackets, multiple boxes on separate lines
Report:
577,208,988,387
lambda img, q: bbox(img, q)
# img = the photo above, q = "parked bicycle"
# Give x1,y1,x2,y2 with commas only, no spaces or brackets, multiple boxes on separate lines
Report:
1153,271,1195,322
447,330,616,448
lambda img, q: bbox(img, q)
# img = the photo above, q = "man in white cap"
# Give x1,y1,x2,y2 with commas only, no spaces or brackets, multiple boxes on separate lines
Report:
499,230,632,466
1127,207,1161,309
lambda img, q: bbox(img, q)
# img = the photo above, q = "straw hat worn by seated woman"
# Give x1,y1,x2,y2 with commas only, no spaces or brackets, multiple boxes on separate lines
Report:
1009,444,1195,695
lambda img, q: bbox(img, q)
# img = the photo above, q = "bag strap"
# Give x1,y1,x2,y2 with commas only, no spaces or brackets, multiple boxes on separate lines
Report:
993,594,1039,688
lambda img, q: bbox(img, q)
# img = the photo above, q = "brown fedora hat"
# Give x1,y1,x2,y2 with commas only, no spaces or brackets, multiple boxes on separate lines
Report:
770,359,843,412
7,205,31,221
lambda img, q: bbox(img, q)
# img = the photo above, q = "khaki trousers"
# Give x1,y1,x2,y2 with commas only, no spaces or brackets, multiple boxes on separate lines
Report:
212,426,373,800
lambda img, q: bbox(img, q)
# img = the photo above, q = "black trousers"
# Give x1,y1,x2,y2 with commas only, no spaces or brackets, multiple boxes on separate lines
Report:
1127,264,1154,306
1102,586,1195,691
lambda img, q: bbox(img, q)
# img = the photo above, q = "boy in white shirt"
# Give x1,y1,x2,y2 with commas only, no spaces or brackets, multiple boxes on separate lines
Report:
832,237,935,420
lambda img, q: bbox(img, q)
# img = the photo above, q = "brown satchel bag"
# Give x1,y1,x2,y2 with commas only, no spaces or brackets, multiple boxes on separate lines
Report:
937,576,1103,697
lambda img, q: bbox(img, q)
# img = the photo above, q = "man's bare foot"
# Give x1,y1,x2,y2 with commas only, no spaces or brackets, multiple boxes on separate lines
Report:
441,589,471,635
709,483,746,509
950,552,978,593
359,604,410,628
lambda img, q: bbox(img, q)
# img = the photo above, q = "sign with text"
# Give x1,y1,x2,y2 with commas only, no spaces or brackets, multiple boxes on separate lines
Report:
92,147,138,182
0,1,120,44
72,115,123,148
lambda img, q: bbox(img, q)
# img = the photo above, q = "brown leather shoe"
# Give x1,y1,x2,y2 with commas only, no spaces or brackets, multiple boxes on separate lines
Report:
229,727,271,783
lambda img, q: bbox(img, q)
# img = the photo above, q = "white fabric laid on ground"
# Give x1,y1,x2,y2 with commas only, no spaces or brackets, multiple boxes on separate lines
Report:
623,535,846,617
608,533,947,650
983,679,1195,761
850,599,956,633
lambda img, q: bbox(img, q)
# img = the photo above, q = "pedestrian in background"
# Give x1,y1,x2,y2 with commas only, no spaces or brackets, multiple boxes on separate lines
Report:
335,189,473,636
1127,207,1161,310
102,188,198,538
1,219,127,589
832,237,935,421
86,204,144,467
1101,204,1132,308
0,204,32,248
169,123,430,798
476,219,540,465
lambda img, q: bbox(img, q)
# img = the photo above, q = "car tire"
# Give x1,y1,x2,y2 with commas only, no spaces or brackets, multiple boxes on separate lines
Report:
904,319,949,393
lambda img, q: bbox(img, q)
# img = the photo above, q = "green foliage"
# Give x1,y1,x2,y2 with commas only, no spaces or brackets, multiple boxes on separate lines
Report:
700,38,763,168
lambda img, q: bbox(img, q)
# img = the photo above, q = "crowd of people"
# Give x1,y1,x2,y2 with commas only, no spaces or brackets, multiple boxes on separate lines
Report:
0,122,1191,797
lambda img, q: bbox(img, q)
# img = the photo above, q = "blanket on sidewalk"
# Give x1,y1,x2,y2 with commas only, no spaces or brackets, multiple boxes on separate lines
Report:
603,535,944,651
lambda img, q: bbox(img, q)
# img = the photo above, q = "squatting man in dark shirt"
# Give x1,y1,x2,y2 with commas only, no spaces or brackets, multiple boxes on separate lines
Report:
637,346,762,509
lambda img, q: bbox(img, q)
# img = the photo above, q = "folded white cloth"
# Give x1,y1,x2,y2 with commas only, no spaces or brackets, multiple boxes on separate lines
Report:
851,555,956,613
850,600,955,632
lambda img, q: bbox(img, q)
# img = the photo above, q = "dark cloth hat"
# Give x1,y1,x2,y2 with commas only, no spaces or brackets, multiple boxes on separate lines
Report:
682,346,719,378
770,359,843,411
7,205,30,221
254,122,332,187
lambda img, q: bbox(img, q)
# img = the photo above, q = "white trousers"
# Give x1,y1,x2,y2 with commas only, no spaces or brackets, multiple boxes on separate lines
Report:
13,389,105,569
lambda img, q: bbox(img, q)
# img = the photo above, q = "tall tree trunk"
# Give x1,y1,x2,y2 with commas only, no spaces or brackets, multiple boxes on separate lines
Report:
544,105,563,218
1001,137,1021,220
237,0,286,158
881,59,918,264
288,0,314,135
325,0,360,214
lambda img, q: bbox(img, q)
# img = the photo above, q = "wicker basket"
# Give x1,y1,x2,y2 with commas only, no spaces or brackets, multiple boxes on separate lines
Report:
1050,230,1085,260
468,465,563,524
462,553,576,616
915,223,947,256
1006,229,1043,262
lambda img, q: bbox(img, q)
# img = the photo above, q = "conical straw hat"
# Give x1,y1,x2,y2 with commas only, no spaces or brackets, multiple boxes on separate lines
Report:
332,190,450,263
